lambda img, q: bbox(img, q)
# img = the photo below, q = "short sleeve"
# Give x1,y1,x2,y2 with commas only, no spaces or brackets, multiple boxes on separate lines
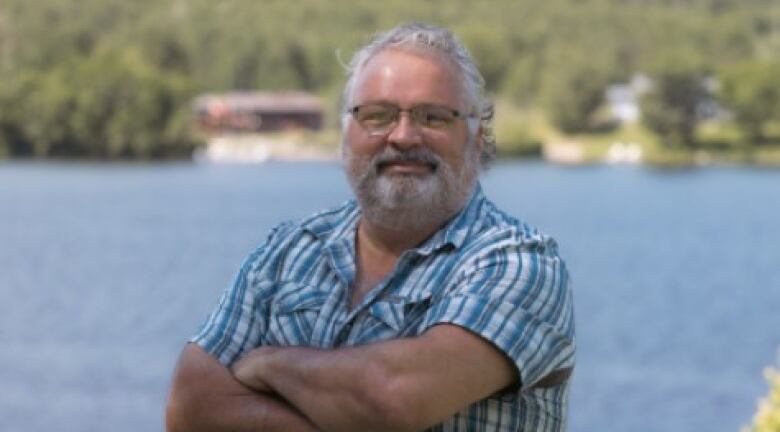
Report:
421,235,575,390
189,223,291,366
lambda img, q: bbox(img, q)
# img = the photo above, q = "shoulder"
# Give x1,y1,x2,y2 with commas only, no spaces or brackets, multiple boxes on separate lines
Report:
448,197,571,308
443,197,575,338
240,199,359,279
465,197,564,265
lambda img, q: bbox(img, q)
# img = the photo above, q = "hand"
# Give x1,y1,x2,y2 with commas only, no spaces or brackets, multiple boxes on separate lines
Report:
231,347,277,392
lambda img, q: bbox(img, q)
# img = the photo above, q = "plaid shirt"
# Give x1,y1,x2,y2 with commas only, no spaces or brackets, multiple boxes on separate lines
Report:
192,184,575,431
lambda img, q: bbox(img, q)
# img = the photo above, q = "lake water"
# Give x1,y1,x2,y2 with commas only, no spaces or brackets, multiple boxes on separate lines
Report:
1,161,778,432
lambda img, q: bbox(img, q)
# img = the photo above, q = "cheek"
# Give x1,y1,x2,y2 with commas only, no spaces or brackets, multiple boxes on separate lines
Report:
344,126,384,157
342,137,375,176
431,139,467,170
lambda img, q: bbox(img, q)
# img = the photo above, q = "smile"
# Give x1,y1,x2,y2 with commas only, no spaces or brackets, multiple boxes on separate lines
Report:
378,161,437,175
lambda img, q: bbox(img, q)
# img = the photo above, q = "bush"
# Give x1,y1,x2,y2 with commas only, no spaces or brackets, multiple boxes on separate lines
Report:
745,357,780,432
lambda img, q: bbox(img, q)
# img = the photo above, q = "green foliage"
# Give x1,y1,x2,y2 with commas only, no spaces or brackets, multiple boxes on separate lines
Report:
0,48,198,159
458,25,512,93
541,57,611,134
500,56,542,106
719,60,780,143
0,0,777,159
745,358,780,432
640,62,712,147
493,102,544,158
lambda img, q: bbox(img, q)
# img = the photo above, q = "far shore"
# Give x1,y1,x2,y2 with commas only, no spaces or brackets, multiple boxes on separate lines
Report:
189,132,780,168
3,131,780,169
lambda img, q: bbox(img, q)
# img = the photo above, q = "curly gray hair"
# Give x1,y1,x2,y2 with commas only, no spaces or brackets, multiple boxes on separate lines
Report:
341,22,496,167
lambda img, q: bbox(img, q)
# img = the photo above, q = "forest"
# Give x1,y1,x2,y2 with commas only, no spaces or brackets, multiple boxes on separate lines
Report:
0,0,778,163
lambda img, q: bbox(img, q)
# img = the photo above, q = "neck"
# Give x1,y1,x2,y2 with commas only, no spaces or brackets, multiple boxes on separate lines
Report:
349,202,463,308
357,216,442,258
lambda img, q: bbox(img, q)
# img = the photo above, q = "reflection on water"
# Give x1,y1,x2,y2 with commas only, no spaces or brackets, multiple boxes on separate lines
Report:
1,161,779,432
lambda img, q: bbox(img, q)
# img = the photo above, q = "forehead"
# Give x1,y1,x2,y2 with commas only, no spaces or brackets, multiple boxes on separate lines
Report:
351,48,463,107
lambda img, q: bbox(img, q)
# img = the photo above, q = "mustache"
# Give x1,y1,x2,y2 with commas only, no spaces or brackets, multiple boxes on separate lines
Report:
371,147,441,171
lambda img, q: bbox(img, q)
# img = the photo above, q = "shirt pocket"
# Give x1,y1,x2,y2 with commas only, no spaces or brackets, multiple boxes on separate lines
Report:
356,291,432,342
265,282,330,346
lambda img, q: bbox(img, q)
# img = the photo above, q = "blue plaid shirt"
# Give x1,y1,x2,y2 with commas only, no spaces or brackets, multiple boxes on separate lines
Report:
192,184,575,431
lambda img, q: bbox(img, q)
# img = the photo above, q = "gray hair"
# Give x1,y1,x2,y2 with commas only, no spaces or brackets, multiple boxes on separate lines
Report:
341,22,496,167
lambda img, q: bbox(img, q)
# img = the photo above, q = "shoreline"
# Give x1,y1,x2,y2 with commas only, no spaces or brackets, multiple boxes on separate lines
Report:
3,132,780,169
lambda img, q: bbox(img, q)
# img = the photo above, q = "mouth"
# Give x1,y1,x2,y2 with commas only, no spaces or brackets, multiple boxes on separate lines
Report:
377,160,437,175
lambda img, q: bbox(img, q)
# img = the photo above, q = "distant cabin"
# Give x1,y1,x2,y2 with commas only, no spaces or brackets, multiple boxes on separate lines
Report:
605,74,651,124
193,91,323,133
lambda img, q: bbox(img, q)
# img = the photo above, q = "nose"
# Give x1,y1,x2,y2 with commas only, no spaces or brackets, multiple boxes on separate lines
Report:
386,111,423,149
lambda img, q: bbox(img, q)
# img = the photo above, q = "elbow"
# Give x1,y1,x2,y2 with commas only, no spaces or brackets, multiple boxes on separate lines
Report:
165,401,182,432
165,389,191,432
166,380,211,432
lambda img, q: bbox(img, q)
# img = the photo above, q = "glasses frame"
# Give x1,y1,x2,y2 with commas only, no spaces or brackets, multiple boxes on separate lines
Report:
348,103,473,136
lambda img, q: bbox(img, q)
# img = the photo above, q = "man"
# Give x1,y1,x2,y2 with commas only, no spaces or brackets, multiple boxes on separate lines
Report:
166,23,575,432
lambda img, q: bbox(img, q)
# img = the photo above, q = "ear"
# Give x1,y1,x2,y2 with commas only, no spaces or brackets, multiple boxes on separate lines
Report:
471,122,484,156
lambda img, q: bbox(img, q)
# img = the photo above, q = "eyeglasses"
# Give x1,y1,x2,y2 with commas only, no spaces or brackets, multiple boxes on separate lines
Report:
348,103,473,136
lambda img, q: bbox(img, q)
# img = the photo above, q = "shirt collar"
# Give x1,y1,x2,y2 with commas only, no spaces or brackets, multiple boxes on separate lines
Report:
413,182,485,255
300,199,360,242
301,183,486,254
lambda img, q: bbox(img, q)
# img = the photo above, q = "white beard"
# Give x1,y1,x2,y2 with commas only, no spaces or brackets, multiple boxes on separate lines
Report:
343,143,479,232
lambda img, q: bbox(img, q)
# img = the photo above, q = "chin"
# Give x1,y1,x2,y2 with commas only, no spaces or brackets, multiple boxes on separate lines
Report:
358,178,458,232
375,175,439,208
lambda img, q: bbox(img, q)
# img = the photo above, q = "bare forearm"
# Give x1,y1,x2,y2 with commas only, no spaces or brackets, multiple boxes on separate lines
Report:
250,345,412,432
166,344,320,432
167,390,319,432
232,326,516,432
167,391,317,432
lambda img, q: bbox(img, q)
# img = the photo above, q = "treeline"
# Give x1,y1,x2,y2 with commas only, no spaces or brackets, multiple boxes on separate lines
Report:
0,0,778,159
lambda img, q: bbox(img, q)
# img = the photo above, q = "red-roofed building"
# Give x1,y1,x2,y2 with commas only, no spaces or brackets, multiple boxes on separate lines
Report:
193,91,324,133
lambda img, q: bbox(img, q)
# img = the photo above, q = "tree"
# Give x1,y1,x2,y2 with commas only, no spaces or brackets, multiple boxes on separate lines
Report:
458,25,512,93
640,65,712,147
719,60,780,143
541,59,611,134
0,47,199,159
0,72,40,156
67,48,198,159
